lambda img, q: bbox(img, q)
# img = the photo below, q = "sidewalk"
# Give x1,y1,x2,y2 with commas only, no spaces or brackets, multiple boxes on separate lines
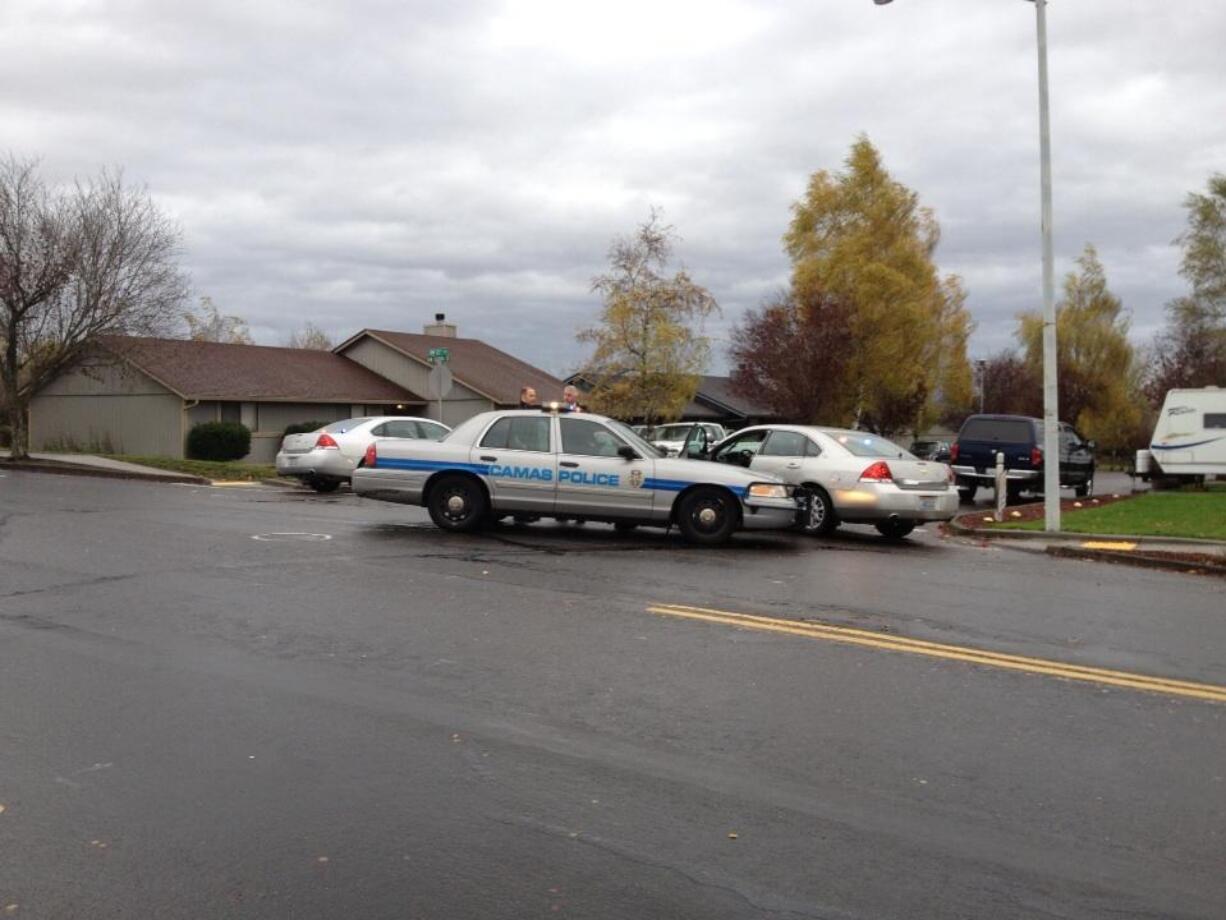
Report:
0,450,207,484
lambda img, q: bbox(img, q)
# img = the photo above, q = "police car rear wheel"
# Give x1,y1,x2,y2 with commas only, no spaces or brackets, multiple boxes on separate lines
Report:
677,488,738,545
427,475,487,532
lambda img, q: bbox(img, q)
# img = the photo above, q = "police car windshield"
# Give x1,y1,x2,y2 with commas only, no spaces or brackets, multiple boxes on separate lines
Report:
607,420,664,458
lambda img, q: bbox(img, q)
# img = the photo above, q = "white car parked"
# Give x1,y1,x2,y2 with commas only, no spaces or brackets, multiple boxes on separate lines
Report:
699,424,959,539
642,422,728,457
276,416,451,492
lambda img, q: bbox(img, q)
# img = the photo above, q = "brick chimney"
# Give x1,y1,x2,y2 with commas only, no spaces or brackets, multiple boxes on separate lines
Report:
423,312,457,337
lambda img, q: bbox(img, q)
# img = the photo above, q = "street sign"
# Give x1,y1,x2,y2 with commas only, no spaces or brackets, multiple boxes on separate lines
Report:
426,363,453,400
427,347,450,364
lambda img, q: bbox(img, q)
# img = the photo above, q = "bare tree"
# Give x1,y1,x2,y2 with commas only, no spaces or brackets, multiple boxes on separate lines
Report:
0,155,188,458
286,321,333,350
184,296,253,344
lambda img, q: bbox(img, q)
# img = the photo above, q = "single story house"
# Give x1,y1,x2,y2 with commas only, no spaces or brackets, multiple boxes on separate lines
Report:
563,373,779,428
685,375,778,427
29,314,566,462
30,336,424,462
335,316,566,427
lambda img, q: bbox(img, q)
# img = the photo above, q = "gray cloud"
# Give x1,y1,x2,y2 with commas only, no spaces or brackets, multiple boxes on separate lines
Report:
3,0,1222,374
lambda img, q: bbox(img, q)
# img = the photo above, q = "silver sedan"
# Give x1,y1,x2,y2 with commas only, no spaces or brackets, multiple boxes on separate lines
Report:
700,424,959,539
276,416,450,492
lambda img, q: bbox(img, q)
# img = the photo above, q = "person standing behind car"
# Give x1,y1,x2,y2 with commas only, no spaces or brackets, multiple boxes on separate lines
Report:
561,385,583,413
519,386,539,409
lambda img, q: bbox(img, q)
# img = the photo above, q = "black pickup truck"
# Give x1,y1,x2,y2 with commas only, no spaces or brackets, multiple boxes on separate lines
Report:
950,414,1096,502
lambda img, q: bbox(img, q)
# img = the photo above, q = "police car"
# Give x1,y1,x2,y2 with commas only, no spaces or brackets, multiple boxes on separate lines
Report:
351,407,801,544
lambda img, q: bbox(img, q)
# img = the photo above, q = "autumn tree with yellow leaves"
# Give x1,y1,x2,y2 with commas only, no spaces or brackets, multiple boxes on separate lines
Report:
1019,244,1144,451
578,212,719,424
779,137,974,435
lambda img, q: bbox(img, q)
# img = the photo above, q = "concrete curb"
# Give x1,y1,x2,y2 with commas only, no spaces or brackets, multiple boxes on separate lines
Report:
945,513,1226,549
0,459,207,486
1045,545,1226,578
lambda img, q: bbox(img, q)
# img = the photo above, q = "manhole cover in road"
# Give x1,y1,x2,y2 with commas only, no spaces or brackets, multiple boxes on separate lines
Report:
250,532,333,542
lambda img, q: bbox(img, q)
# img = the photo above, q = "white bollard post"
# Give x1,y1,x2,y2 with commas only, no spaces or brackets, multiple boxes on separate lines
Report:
994,451,1007,522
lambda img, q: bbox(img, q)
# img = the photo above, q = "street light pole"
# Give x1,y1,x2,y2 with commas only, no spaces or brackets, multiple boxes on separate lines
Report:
1034,0,1061,531
874,0,1061,529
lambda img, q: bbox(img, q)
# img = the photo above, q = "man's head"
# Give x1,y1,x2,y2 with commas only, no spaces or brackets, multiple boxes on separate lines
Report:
563,385,579,405
520,386,538,405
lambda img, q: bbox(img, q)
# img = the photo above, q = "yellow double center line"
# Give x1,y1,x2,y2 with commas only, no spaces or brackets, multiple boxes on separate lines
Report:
645,603,1226,704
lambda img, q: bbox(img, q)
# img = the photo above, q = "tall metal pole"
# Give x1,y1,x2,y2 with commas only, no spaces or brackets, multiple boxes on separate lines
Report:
1035,0,1060,531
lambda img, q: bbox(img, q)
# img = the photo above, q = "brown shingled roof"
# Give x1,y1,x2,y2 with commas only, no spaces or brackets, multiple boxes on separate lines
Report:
695,375,777,419
340,329,565,405
100,336,423,404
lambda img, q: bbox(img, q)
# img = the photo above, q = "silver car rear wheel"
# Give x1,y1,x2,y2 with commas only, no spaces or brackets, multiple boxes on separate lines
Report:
875,519,916,540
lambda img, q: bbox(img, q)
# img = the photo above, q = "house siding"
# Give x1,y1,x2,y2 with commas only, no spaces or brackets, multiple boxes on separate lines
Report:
30,361,184,457
342,337,493,424
182,401,361,463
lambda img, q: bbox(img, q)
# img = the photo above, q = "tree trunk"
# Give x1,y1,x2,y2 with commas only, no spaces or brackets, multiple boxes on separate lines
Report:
4,398,28,460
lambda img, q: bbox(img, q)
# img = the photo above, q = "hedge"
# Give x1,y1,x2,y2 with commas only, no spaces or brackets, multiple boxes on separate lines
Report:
186,421,251,461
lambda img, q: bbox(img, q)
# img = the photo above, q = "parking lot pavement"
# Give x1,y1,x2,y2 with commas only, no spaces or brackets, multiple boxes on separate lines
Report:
2,472,1224,919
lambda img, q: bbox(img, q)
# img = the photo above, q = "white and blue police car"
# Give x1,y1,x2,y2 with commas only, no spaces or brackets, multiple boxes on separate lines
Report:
351,407,801,544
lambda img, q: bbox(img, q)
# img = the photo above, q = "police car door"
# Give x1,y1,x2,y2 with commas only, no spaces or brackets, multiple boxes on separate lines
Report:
473,414,557,513
556,416,653,519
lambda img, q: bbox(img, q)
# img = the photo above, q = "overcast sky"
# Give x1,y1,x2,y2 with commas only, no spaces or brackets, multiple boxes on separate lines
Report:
4,0,1224,375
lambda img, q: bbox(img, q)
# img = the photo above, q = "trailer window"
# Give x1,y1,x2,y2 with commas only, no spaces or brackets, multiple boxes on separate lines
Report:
1206,413,1226,429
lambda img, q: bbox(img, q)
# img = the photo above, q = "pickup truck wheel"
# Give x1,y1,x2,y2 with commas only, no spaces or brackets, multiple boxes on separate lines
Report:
1005,481,1024,504
875,519,916,540
676,487,739,545
427,474,487,532
957,483,977,503
1075,478,1094,498
798,486,838,536
309,477,341,493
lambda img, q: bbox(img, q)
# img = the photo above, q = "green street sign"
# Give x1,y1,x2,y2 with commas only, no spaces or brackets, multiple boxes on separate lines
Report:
427,347,450,364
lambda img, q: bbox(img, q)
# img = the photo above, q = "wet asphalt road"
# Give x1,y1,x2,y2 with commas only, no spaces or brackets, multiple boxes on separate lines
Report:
1,471,1223,919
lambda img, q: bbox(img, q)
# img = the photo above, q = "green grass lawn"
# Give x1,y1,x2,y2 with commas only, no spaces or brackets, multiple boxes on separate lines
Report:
107,455,277,482
999,492,1226,540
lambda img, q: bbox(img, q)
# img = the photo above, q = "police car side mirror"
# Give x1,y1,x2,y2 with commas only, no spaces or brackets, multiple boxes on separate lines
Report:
617,445,640,461
1086,439,1097,451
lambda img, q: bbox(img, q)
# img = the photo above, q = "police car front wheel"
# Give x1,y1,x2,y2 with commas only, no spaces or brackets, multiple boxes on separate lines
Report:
427,474,488,532
676,487,739,545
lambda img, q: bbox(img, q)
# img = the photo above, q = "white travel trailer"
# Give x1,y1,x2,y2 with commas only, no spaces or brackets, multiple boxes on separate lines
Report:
1136,387,1226,484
